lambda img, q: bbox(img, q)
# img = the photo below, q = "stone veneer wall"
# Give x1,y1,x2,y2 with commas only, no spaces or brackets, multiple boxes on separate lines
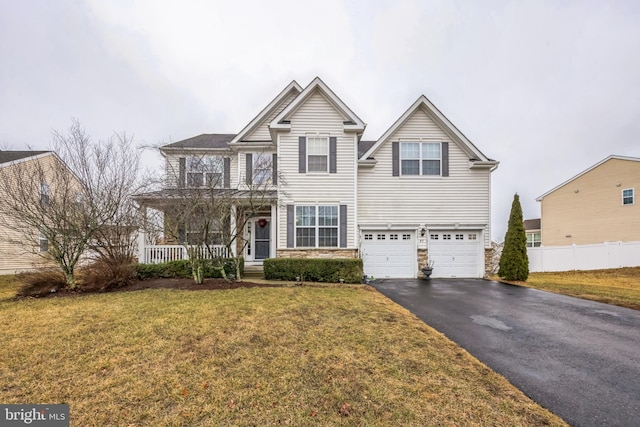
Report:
485,246,500,277
276,249,359,259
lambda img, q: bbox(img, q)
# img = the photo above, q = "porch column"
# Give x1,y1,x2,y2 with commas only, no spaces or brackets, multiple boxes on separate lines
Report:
230,204,237,257
137,205,148,263
270,203,277,259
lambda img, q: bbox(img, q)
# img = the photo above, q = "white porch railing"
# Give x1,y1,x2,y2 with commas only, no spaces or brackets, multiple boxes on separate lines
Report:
141,245,231,264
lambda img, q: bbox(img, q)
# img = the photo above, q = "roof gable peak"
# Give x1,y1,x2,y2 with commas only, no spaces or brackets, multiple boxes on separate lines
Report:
269,77,366,139
231,80,302,144
361,95,492,162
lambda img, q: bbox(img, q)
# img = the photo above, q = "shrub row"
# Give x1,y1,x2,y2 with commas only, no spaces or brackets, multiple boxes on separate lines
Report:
263,258,363,284
135,258,244,280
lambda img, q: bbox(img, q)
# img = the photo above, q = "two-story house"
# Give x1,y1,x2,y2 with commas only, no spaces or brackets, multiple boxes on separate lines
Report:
135,78,498,278
0,151,63,274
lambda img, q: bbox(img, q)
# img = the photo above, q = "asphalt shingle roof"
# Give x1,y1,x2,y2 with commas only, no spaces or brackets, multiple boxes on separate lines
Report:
162,134,236,149
0,150,49,165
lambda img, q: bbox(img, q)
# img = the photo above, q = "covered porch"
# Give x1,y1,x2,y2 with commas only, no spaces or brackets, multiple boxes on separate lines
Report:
134,188,277,265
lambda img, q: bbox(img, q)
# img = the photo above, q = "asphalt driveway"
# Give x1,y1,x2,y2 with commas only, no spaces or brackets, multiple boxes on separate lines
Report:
372,278,640,427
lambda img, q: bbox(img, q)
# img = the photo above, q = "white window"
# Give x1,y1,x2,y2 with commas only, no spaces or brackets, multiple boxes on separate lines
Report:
187,156,224,188
402,234,411,240
526,232,541,248
364,234,373,240
377,234,386,240
622,188,634,205
295,205,338,247
443,234,451,240
252,153,273,185
468,234,477,240
307,137,329,172
38,232,49,253
40,183,50,207
390,234,398,240
430,234,439,240
455,234,464,240
400,142,441,176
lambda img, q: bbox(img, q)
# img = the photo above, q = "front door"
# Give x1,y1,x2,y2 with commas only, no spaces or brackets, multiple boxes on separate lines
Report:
253,219,270,260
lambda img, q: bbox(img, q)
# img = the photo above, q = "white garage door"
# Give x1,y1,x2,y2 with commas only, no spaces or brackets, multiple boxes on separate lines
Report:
361,231,416,278
428,231,482,278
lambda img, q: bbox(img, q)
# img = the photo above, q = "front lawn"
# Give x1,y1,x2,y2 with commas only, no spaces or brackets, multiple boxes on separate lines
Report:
501,267,640,310
0,279,565,426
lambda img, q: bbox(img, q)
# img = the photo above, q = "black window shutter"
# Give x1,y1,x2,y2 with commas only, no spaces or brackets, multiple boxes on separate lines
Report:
224,157,231,188
339,204,347,248
329,137,337,173
442,142,449,177
246,153,253,185
272,153,278,185
286,205,294,248
392,142,399,176
178,157,186,188
299,136,306,173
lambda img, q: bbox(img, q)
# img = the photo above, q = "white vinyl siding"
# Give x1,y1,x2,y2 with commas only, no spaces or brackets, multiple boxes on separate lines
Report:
358,107,492,249
277,90,357,249
244,90,299,142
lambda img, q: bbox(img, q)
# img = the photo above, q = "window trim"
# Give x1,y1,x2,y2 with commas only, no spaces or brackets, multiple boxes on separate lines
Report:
251,152,273,185
40,182,50,207
399,141,442,176
306,136,330,173
294,204,339,248
186,156,224,188
622,188,634,206
526,232,541,248
38,232,49,253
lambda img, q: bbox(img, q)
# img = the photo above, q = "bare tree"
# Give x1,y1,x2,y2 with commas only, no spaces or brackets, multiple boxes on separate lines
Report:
0,120,146,288
159,150,280,283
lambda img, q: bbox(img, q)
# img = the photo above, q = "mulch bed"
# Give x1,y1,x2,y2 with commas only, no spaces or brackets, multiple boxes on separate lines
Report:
17,278,281,299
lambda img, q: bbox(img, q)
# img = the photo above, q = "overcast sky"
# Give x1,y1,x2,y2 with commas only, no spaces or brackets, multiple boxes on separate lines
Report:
1,0,639,240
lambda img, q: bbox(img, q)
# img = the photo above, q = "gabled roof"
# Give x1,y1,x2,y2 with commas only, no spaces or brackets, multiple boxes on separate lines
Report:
360,95,497,168
162,134,236,150
536,155,640,201
269,77,366,141
0,150,50,166
230,81,303,145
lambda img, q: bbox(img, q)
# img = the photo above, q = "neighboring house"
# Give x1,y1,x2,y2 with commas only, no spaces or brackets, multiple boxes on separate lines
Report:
135,77,498,278
536,155,640,246
524,218,541,248
0,151,58,274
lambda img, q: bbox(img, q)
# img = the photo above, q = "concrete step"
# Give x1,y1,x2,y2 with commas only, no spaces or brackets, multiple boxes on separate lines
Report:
243,264,264,280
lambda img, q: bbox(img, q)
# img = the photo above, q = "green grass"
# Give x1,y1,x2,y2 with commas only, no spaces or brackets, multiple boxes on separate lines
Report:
0,278,565,426
497,267,640,310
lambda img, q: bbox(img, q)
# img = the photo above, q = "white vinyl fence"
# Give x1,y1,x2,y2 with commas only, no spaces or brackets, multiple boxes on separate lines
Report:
528,241,640,272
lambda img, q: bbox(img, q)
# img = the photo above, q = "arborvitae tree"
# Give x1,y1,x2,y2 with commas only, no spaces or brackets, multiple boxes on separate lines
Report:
498,193,529,281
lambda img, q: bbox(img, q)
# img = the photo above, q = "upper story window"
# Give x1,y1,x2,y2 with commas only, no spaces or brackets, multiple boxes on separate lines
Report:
40,183,50,207
252,153,273,185
307,137,329,172
295,205,338,247
622,188,634,205
400,142,441,176
187,156,224,188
